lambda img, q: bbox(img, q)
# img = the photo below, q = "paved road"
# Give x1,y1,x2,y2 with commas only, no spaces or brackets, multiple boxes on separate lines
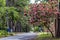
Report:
0,33,37,40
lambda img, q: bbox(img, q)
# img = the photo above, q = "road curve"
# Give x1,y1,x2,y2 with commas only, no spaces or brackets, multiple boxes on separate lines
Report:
0,33,37,40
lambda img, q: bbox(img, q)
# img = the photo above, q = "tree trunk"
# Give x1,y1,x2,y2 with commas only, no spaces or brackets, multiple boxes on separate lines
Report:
55,14,60,38
45,26,54,37
44,22,54,37
6,0,14,6
15,21,22,32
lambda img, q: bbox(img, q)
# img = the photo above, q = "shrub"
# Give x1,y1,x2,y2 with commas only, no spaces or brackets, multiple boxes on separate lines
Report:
33,26,39,32
35,32,52,40
0,30,9,37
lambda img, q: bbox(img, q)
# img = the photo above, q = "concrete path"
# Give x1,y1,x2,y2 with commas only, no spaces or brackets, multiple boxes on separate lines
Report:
0,33,37,40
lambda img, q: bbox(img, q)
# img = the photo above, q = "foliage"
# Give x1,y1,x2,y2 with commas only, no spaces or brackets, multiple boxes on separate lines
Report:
6,7,20,21
33,26,39,32
0,7,20,28
15,0,29,7
35,32,60,40
0,0,6,7
0,0,31,32
35,32,52,40
25,0,58,25
0,30,9,37
38,33,52,38
14,0,29,14
24,0,58,37
19,15,31,32
0,30,15,37
0,7,6,28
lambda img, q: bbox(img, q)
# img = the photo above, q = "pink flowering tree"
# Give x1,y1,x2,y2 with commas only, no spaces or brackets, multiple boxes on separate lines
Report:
24,0,59,37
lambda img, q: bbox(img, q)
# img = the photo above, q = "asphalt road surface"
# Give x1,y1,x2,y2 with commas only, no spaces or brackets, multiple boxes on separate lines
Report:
0,33,37,40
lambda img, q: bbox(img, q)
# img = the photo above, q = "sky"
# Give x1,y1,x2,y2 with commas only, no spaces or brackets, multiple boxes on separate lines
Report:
30,0,35,4
30,0,42,4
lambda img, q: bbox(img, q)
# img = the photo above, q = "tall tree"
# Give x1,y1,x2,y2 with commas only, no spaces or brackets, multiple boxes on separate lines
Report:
6,0,30,32
55,0,60,37
24,0,59,37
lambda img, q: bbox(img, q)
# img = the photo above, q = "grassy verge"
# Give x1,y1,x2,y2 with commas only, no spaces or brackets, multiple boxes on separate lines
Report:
35,32,60,40
0,30,15,38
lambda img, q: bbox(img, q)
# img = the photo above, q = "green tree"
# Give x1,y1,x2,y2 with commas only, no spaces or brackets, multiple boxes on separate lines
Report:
6,0,30,32
0,0,6,7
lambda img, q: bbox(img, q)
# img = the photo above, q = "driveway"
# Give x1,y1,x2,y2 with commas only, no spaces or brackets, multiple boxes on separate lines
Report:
0,33,37,40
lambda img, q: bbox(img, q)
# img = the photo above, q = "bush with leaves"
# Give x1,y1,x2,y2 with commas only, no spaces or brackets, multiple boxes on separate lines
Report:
0,30,9,37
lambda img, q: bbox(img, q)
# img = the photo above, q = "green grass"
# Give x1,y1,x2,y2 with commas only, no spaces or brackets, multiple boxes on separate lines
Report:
0,30,14,38
37,32,52,37
35,32,60,40
0,30,9,38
